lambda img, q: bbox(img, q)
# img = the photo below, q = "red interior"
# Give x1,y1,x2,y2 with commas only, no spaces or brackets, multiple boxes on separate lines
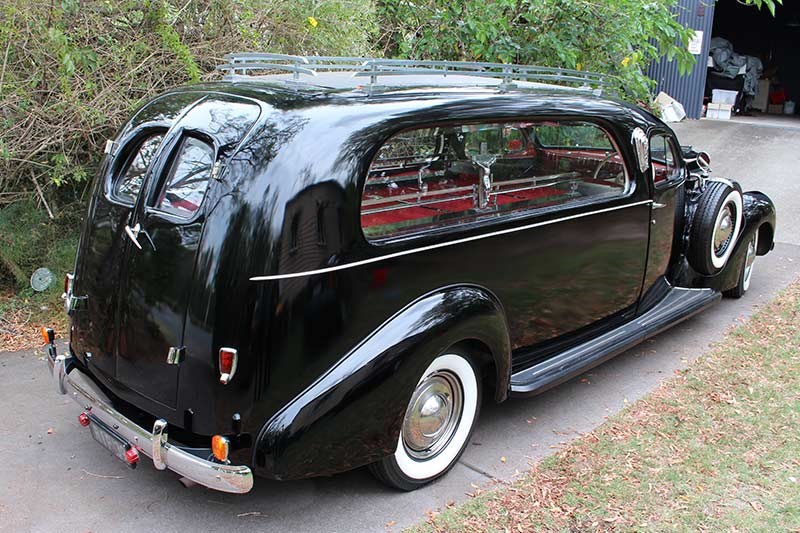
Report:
652,161,668,183
361,149,624,232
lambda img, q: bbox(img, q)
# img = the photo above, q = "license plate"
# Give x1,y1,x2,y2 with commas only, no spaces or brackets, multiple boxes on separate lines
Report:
88,416,137,469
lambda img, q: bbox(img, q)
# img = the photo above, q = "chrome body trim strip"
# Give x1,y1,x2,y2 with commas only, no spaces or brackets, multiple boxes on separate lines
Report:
250,199,653,282
47,355,253,494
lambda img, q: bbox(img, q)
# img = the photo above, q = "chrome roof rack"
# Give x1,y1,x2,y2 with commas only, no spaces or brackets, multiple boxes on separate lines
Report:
216,53,613,94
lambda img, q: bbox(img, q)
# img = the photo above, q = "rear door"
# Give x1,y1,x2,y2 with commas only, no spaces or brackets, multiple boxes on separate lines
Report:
115,134,217,407
115,97,261,408
70,129,169,380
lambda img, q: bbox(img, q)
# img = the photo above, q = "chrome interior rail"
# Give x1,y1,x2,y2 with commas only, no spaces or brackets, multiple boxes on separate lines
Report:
362,184,475,207
361,170,583,215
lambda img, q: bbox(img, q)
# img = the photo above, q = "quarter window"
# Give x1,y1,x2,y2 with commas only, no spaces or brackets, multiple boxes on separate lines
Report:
650,134,679,184
113,133,164,204
361,121,628,240
155,137,214,218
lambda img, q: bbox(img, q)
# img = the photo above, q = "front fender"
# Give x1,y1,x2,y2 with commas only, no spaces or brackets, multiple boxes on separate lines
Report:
253,285,511,480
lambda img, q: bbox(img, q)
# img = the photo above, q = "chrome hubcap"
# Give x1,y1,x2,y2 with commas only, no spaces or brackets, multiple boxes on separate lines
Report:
714,205,735,257
402,371,463,460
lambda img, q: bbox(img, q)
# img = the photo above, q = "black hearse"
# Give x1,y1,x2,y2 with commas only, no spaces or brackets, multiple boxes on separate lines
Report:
47,55,775,493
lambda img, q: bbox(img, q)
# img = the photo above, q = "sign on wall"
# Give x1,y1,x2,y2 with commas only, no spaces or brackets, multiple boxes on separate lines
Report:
688,30,704,55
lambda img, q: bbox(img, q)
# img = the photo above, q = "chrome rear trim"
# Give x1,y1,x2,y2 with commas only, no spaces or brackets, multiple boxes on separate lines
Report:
48,355,253,494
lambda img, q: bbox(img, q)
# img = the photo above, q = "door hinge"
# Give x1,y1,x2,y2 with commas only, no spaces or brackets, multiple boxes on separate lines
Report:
166,346,186,365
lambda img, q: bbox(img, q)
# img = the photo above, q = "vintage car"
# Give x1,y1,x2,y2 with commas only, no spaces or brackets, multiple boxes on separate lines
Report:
46,55,775,493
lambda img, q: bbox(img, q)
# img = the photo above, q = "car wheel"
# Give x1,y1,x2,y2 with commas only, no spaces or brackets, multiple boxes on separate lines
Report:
724,231,758,299
369,351,481,491
688,181,743,275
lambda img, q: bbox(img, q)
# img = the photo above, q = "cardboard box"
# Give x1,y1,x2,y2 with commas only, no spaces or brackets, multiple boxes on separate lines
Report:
654,91,686,122
707,103,732,120
753,79,770,111
712,89,738,106
768,104,784,115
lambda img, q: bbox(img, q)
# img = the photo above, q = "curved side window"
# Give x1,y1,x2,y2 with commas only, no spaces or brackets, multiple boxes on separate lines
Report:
154,137,214,219
649,134,680,185
113,133,165,204
361,120,629,241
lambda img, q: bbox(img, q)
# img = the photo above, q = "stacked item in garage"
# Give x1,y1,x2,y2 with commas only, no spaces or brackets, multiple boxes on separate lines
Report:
707,89,735,120
706,37,763,115
766,83,796,115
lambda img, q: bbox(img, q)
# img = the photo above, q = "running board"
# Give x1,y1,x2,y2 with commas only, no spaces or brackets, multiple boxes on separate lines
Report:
509,287,721,396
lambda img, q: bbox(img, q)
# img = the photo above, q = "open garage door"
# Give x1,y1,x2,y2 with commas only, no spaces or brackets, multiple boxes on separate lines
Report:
707,1,800,123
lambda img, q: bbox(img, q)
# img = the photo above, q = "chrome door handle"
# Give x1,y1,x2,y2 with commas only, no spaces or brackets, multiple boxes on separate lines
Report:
653,202,667,209
124,223,143,250
124,223,156,251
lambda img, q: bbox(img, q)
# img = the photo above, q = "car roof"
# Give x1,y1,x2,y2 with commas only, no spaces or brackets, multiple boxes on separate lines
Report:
132,75,665,195
175,77,658,129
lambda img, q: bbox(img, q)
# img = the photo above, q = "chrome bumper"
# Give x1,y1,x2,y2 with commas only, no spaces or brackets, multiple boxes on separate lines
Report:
47,351,253,494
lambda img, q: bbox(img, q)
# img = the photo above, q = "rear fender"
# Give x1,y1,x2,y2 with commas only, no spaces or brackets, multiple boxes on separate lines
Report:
253,285,511,480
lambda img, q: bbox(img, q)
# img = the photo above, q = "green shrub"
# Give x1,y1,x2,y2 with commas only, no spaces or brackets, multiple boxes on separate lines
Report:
0,0,375,202
0,199,80,290
375,0,696,103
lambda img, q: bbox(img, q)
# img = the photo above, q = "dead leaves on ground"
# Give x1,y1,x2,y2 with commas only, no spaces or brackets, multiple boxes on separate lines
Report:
422,279,800,532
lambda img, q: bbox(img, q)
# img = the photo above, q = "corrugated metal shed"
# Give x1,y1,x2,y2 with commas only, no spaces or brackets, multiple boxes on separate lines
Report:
648,0,716,119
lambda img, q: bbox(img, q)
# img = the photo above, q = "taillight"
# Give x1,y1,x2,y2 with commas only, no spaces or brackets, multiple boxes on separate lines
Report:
78,412,90,427
219,347,238,385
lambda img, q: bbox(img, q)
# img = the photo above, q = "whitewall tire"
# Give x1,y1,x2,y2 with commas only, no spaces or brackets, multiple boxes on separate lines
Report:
709,189,743,270
725,231,758,299
688,181,743,275
369,352,481,491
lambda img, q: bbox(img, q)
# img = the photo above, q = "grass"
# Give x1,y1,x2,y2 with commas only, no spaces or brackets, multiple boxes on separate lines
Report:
0,200,80,351
413,279,800,532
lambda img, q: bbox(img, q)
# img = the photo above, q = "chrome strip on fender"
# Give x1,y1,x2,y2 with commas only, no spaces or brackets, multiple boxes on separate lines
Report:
250,200,653,282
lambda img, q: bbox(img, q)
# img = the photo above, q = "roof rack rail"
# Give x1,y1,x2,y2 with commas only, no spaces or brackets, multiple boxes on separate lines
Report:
216,54,613,94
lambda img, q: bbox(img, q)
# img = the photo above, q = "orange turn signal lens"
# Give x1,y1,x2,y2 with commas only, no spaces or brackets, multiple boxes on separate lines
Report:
211,435,230,462
41,326,54,345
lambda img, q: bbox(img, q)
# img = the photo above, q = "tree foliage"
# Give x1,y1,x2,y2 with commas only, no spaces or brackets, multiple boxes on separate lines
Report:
3,0,778,214
739,0,783,17
0,0,375,207
375,0,696,103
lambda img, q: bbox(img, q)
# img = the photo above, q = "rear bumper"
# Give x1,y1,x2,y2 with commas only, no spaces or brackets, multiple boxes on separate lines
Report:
46,349,253,494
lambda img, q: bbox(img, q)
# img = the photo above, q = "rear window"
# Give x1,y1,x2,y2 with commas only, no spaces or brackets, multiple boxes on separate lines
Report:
361,120,628,241
154,137,214,218
113,133,164,204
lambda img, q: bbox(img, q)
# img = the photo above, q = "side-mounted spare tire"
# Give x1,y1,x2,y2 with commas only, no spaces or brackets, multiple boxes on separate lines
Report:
688,181,743,275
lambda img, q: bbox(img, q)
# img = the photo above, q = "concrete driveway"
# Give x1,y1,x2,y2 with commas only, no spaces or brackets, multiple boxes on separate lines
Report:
2,119,798,533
